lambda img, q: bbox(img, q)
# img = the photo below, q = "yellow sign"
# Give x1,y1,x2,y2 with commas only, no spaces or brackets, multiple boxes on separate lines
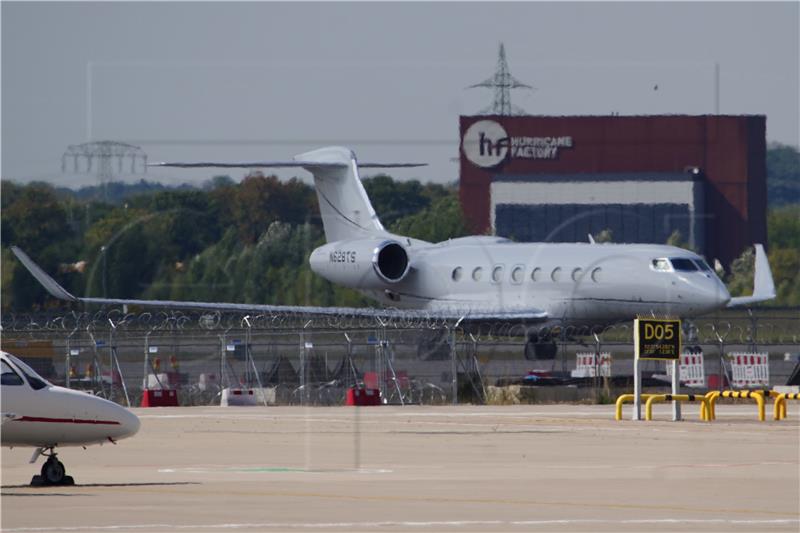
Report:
634,318,681,360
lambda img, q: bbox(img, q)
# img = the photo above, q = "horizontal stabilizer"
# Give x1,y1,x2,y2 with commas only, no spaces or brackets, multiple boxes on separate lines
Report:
358,163,427,168
149,161,341,169
727,244,776,307
149,162,426,169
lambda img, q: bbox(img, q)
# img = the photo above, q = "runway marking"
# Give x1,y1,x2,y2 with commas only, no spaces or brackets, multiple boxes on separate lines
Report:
540,460,799,470
154,460,796,476
64,486,797,518
5,518,800,531
157,466,392,474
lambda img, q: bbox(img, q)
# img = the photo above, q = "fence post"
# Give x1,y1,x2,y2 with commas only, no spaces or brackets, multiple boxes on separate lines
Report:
671,359,681,421
450,326,458,406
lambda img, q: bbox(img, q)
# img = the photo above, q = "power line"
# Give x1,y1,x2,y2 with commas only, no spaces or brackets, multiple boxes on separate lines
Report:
62,141,148,200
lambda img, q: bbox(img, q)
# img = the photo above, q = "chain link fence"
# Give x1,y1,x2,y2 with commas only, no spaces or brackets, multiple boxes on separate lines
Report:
2,308,798,407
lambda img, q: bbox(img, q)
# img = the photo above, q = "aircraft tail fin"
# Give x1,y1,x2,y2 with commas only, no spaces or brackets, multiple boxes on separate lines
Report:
151,146,426,243
727,244,776,307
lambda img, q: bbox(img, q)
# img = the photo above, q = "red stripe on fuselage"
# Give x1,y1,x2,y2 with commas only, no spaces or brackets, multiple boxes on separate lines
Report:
15,416,121,425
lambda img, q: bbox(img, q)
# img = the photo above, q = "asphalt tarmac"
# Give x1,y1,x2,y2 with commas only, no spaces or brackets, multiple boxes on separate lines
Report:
2,404,798,532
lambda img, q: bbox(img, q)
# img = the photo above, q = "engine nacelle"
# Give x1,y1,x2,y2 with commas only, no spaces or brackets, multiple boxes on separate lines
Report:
309,239,411,289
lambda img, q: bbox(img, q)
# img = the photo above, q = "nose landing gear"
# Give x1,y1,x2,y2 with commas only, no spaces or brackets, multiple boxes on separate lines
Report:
30,447,75,486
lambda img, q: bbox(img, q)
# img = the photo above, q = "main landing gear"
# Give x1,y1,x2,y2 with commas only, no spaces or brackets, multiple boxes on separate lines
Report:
524,332,557,360
29,447,75,486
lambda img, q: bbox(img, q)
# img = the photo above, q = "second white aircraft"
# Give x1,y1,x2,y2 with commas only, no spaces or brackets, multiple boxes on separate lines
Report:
1,351,140,485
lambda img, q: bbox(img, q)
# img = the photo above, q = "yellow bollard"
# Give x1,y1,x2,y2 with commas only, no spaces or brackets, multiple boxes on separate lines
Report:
704,391,721,420
774,393,785,421
644,394,712,421
615,394,658,420
709,390,765,421
615,394,634,420
774,392,800,420
644,395,665,420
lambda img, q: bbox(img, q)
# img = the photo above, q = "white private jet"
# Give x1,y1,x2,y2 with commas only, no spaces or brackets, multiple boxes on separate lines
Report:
1,351,140,485
10,146,776,358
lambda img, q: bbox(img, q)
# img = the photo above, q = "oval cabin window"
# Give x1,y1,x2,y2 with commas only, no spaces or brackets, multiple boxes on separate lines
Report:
472,267,483,281
511,266,523,284
492,266,503,283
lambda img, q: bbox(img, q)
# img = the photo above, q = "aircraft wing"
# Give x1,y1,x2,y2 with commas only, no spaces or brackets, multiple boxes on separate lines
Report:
11,247,548,324
727,244,777,307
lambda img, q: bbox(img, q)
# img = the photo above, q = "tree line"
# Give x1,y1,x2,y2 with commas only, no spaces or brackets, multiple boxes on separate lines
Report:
1,174,468,311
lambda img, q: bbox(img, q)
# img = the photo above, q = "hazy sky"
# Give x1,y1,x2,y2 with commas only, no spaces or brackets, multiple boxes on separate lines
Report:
2,1,798,187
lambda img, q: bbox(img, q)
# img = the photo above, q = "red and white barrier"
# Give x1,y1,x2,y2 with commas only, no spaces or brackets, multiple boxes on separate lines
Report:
666,351,706,388
571,352,611,378
220,387,274,406
221,388,258,406
729,352,770,388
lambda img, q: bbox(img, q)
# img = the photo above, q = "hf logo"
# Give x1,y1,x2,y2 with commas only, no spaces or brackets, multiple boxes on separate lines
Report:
461,119,574,168
461,120,510,168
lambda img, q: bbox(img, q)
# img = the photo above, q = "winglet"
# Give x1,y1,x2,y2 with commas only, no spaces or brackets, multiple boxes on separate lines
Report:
727,244,776,307
10,246,78,302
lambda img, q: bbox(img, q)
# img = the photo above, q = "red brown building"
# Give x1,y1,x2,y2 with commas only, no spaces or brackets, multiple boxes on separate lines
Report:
459,115,767,267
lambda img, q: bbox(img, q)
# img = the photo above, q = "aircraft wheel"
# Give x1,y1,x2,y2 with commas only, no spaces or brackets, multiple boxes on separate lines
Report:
41,456,66,485
524,338,557,360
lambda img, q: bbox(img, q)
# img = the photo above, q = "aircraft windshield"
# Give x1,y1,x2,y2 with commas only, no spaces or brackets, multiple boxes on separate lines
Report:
1,360,24,386
5,354,51,390
652,258,670,271
693,259,713,272
670,258,699,272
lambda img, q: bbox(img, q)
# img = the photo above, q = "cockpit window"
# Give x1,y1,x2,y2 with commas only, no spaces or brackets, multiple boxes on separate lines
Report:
670,258,699,272
1,360,24,386
6,355,50,390
694,259,713,272
652,258,670,271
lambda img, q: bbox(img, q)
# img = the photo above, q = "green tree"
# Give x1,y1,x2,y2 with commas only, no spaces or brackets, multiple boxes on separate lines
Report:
767,143,800,206
363,174,430,227
229,173,316,244
726,247,755,298
768,205,800,249
1,182,71,252
1,181,82,309
769,247,800,306
391,195,469,243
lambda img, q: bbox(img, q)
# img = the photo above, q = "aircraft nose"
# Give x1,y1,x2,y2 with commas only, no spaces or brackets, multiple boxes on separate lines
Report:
114,406,141,440
716,284,732,308
697,276,731,311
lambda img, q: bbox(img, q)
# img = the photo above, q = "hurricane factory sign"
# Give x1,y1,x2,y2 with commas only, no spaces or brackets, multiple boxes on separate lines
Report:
462,119,574,168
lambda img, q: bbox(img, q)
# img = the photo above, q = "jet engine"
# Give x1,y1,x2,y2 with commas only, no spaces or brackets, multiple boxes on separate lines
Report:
309,239,411,289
